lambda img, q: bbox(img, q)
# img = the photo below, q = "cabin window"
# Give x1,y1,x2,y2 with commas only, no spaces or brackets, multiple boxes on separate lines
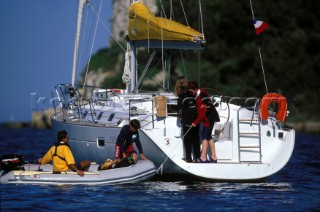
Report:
97,112,104,120
108,113,115,121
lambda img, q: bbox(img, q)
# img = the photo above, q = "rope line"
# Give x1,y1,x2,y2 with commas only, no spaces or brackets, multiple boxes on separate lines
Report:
156,126,192,174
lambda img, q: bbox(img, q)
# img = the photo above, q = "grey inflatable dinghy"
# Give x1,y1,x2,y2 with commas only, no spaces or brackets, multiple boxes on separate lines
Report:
0,160,156,185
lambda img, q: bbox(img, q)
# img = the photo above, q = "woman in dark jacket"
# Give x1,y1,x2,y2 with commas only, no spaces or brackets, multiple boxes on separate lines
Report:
175,76,200,163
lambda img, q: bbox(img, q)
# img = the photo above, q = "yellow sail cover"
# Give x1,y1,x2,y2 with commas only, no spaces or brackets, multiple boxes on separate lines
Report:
128,2,203,42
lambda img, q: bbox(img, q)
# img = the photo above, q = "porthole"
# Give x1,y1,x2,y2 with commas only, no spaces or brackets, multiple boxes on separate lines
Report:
97,138,105,146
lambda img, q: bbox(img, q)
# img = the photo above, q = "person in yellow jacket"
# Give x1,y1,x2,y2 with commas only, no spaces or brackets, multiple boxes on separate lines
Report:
38,130,91,176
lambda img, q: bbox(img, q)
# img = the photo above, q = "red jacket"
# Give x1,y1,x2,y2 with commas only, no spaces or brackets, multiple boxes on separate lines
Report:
192,89,211,127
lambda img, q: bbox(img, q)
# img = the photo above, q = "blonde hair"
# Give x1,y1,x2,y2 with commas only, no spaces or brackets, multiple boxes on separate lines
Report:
174,76,188,96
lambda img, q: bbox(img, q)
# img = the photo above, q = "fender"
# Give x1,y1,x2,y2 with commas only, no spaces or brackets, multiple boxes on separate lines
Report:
259,93,287,122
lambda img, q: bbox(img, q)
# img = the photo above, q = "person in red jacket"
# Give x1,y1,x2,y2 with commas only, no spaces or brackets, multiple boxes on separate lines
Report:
188,81,219,163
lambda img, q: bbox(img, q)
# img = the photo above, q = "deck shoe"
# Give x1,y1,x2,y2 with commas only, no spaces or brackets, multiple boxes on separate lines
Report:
182,158,192,163
208,157,217,163
194,158,207,163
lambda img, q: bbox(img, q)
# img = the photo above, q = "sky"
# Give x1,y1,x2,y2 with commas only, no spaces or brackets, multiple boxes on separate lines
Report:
0,0,113,123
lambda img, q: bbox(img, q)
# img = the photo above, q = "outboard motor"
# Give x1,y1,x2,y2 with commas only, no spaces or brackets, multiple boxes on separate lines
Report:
1,154,25,172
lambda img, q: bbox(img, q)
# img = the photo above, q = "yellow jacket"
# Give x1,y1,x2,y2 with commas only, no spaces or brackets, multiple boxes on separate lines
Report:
40,144,76,172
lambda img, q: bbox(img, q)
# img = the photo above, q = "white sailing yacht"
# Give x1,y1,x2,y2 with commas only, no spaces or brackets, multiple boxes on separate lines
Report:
51,0,295,181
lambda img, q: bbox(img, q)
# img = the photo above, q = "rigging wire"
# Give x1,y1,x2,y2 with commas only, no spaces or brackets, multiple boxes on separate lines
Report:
89,2,126,53
159,0,167,19
198,0,204,38
179,0,189,27
179,51,187,79
257,43,268,93
159,0,168,19
82,0,102,94
165,53,172,91
249,0,269,93
147,7,150,53
156,126,192,175
79,0,129,91
170,0,173,20
197,0,202,85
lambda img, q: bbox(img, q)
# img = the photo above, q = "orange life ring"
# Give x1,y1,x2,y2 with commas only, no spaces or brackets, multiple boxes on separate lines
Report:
259,93,287,122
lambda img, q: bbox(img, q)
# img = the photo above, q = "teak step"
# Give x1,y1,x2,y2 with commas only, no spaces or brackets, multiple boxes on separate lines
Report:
239,121,259,125
239,118,259,121
239,146,260,148
239,132,259,134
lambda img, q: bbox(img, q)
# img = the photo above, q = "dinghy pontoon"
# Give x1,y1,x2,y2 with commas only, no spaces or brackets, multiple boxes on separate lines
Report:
0,160,156,185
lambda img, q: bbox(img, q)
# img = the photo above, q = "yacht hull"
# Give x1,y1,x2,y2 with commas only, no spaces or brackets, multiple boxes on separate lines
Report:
51,109,295,181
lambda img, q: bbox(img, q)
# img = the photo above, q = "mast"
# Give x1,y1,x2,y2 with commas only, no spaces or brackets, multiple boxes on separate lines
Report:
129,42,137,93
128,0,137,93
71,0,86,87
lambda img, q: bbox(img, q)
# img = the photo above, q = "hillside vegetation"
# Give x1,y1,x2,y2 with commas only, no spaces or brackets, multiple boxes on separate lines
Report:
81,0,320,122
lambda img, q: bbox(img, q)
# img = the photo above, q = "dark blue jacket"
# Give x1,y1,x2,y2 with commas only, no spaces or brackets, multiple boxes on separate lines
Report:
116,125,143,154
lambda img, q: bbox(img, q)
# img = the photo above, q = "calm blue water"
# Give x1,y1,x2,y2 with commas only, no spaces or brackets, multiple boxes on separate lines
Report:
0,125,319,211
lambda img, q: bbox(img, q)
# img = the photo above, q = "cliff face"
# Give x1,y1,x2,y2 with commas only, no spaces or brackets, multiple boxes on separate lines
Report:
84,68,109,87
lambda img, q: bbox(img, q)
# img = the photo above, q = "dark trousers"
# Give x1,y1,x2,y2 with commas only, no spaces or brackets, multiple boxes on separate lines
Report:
183,125,200,162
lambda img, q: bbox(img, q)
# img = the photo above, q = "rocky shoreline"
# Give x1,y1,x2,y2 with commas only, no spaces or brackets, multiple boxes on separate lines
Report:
287,122,320,134
2,109,55,129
